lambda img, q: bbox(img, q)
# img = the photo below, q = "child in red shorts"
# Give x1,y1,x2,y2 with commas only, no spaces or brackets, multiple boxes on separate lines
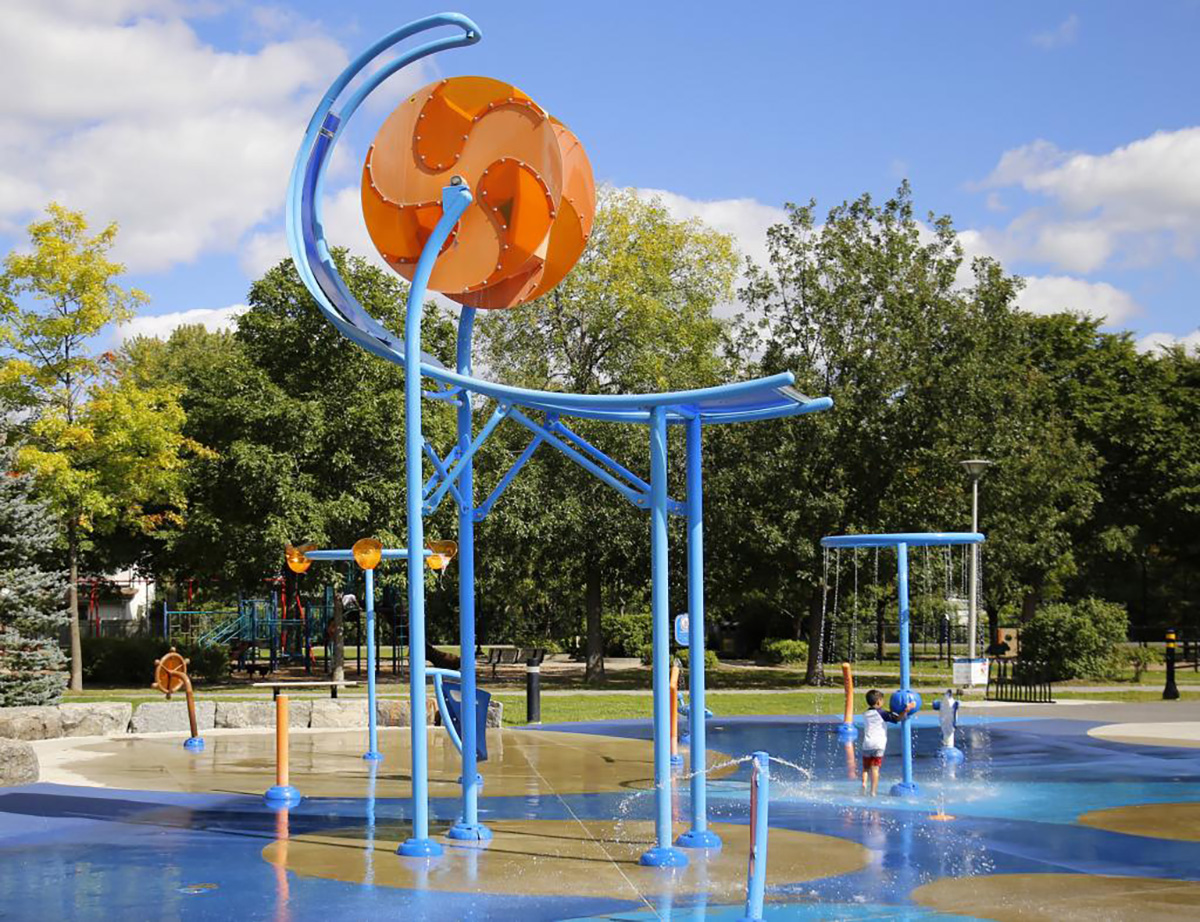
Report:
860,689,914,796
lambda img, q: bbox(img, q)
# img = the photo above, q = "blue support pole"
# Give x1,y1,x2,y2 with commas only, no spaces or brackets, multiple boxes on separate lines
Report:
363,566,382,761
677,413,721,850
398,182,472,859
738,751,770,921
891,542,919,797
448,308,490,842
640,406,687,868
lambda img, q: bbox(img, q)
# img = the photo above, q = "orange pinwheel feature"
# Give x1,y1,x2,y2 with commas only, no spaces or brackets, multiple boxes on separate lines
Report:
362,76,595,309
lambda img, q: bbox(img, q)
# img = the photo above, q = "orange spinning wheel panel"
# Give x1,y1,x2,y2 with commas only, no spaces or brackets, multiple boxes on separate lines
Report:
362,76,595,309
153,650,189,696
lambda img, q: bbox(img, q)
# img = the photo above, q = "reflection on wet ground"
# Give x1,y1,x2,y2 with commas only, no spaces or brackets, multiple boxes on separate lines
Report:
1,715,1198,920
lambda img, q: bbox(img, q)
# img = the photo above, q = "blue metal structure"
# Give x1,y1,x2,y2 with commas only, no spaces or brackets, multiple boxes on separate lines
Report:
820,533,984,796
285,12,832,866
303,547,430,762
738,750,771,922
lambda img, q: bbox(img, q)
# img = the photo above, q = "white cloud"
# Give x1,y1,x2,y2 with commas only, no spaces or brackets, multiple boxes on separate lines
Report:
1017,275,1140,324
1031,14,1079,50
1136,329,1200,354
971,127,1200,276
0,2,431,274
632,187,787,270
117,303,247,341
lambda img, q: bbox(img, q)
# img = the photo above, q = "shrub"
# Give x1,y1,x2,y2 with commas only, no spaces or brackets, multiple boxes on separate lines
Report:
1124,645,1161,683
82,637,229,686
677,647,719,671
637,641,654,666
178,642,230,685
81,636,162,685
1019,598,1128,681
602,610,653,657
759,638,809,666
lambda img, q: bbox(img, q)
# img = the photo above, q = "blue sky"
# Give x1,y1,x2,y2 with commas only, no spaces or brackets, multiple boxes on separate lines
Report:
3,1,1197,350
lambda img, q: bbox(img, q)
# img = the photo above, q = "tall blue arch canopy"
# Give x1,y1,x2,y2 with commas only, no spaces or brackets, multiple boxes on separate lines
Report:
284,11,832,867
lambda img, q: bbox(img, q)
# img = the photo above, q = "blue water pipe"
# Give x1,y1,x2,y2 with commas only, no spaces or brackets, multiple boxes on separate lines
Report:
676,414,722,850
738,750,770,921
363,567,382,761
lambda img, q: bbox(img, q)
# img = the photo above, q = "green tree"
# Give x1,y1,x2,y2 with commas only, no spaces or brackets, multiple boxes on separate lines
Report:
124,253,459,677
476,188,739,681
722,184,1096,681
0,435,68,705
1021,314,1200,631
0,204,193,690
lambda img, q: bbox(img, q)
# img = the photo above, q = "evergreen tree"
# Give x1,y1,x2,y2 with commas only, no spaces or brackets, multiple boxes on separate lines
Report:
0,438,68,705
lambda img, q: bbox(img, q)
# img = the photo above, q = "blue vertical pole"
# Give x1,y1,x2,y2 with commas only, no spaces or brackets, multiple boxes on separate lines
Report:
677,414,721,850
640,406,688,868
448,308,490,842
738,750,770,921
891,542,919,797
363,567,381,760
398,181,471,859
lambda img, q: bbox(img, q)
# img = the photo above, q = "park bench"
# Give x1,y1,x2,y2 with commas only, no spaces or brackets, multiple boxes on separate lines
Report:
252,680,358,700
483,646,546,677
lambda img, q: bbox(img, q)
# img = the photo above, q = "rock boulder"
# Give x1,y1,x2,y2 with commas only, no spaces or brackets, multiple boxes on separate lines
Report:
130,700,216,734
0,738,38,785
0,706,63,741
59,703,133,737
215,700,311,729
309,698,369,729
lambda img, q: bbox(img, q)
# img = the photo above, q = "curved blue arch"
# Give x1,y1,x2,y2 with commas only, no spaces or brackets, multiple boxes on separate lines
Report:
283,11,834,866
283,14,831,425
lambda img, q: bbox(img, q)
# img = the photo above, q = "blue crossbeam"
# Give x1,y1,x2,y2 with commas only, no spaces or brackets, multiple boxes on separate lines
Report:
422,441,466,509
551,420,651,493
423,445,461,499
423,404,510,515
508,409,685,515
474,435,543,521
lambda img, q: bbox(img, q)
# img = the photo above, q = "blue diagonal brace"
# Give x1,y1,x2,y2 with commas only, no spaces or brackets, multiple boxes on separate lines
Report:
551,421,652,493
422,441,466,509
423,404,510,515
474,435,543,521
508,408,655,512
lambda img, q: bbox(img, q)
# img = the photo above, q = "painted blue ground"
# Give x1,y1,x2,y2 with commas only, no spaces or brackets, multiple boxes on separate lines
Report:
1,714,1197,920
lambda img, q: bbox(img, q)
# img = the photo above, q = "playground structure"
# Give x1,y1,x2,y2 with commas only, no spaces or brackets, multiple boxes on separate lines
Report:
150,647,204,752
820,533,985,797
161,574,409,678
285,12,832,865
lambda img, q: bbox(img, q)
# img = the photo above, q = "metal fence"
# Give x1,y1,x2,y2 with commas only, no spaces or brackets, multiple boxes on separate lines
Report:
986,658,1055,703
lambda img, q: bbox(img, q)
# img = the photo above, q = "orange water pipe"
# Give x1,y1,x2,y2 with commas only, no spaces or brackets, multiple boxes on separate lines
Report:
842,662,854,725
669,662,680,764
276,696,290,789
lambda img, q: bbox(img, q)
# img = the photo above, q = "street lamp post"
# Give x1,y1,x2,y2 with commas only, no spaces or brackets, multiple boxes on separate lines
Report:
960,460,992,671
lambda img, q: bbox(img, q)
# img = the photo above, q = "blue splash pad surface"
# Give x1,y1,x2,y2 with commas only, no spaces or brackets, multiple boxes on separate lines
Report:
1,713,1198,920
